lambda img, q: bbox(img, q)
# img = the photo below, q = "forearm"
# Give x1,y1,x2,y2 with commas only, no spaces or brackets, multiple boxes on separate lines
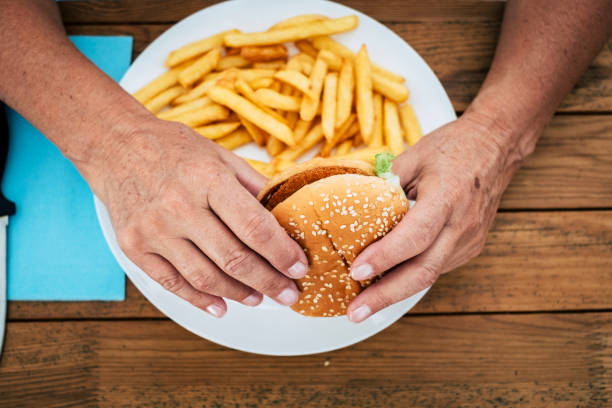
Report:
0,0,151,188
466,0,612,166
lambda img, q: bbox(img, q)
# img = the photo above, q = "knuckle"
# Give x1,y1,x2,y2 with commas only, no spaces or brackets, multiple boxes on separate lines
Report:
369,287,394,310
116,225,143,254
417,263,439,288
413,219,438,245
256,276,286,296
157,274,185,293
189,272,217,293
242,212,276,245
158,187,190,215
222,248,255,278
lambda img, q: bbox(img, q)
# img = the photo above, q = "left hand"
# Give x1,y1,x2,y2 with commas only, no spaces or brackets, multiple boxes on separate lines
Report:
346,112,525,322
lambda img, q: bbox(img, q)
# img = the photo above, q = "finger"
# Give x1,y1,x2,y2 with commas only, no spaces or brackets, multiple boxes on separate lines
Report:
347,228,456,323
392,148,422,188
157,237,263,307
207,172,309,279
349,175,451,281
218,148,267,196
132,251,227,318
188,210,301,306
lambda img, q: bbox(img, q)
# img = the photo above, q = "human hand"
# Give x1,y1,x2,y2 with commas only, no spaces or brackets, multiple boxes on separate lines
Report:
346,112,528,322
87,118,309,317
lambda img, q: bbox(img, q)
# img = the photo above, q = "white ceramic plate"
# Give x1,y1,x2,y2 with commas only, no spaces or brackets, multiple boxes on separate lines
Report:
94,0,456,356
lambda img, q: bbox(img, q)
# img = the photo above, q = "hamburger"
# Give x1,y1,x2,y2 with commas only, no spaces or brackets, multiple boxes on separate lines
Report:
258,153,408,317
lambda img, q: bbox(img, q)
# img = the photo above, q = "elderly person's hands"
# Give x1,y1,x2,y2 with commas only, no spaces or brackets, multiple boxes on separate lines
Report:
346,112,523,322
88,117,308,317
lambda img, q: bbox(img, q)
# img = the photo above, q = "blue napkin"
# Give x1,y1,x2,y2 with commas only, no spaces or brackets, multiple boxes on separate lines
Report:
3,36,133,300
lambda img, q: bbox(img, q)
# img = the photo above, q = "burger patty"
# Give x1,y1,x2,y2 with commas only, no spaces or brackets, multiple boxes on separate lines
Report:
261,166,369,211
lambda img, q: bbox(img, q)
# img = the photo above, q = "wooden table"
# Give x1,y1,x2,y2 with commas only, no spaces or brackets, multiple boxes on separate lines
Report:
2,1,611,406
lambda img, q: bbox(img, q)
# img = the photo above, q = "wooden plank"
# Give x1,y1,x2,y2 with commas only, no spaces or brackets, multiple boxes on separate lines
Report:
8,210,612,320
501,115,612,209
58,0,505,24
0,314,610,407
65,22,612,112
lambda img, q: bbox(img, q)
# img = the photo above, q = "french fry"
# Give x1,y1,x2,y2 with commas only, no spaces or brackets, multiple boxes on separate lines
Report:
335,58,354,128
285,110,299,130
277,122,323,162
269,14,328,31
195,122,241,140
295,40,319,58
383,98,404,155
266,136,286,157
234,79,288,124
335,146,388,163
241,45,288,62
157,96,213,120
274,159,295,173
294,53,315,76
207,86,295,146
215,77,236,91
370,92,384,147
254,89,301,111
245,158,274,177
144,86,186,113
226,47,241,56
355,45,374,143
318,115,356,157
334,139,353,156
178,47,221,87
171,104,229,127
217,128,252,150
216,55,250,71
274,70,315,98
166,29,238,67
133,64,184,103
238,115,267,146
372,72,409,103
311,36,405,82
321,72,338,140
225,16,359,47
237,69,277,82
270,80,282,93
353,131,364,147
247,78,271,91
174,69,239,105
317,49,342,71
293,119,313,144
399,103,423,146
253,60,287,70
300,52,328,121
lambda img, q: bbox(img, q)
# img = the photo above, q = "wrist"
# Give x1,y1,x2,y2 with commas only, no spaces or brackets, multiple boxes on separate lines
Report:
463,90,546,171
69,103,156,196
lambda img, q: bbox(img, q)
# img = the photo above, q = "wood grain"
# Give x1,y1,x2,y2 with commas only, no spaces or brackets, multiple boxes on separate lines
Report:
1,314,610,407
65,21,612,112
58,0,506,24
8,210,612,320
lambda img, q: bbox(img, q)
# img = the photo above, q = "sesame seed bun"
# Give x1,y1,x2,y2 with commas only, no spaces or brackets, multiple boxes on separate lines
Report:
259,158,408,317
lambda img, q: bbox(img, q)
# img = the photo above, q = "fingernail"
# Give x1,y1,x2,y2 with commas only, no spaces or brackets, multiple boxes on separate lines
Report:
206,304,225,318
351,264,373,280
348,305,372,323
242,292,262,307
287,261,308,278
277,287,299,306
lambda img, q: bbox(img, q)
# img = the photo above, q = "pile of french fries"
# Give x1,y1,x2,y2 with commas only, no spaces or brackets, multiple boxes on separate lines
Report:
133,14,423,177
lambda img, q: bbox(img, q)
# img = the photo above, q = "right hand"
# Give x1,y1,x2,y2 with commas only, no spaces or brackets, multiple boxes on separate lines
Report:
86,117,309,317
